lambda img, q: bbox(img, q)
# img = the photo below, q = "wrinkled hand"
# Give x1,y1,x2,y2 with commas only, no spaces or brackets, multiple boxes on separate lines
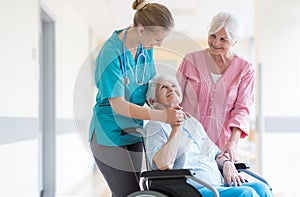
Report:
218,141,239,162
223,161,245,187
165,105,185,126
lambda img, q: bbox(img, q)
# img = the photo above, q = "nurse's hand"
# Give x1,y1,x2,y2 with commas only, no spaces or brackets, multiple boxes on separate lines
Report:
165,105,185,125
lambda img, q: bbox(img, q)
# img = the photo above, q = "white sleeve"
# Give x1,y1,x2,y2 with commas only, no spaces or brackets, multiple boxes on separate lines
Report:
143,121,169,170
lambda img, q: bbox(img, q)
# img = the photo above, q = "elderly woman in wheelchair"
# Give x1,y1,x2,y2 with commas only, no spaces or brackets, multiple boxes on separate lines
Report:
139,74,273,197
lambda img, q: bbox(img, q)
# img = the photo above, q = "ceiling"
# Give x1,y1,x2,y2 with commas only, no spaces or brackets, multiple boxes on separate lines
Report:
69,0,255,41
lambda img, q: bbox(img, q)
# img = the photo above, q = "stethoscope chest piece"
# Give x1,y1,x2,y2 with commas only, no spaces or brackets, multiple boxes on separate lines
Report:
124,77,130,85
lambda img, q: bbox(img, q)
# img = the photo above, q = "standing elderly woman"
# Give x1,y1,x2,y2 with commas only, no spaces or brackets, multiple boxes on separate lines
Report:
176,12,254,162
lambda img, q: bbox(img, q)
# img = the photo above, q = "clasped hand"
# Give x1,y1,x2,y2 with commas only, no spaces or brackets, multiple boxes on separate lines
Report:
165,105,187,126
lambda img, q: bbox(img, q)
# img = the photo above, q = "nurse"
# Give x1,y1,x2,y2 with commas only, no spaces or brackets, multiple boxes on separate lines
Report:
89,0,183,196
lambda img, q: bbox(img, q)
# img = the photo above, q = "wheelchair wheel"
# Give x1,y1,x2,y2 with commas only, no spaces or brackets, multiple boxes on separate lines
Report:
127,190,168,197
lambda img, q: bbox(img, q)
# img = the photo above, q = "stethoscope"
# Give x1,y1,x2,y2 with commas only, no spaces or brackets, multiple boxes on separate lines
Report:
122,27,147,85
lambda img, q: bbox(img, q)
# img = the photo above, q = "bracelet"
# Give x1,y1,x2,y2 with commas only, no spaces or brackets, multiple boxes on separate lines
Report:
222,159,232,166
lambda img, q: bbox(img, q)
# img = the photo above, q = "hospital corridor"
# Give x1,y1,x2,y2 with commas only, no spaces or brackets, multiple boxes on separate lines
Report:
1,0,300,196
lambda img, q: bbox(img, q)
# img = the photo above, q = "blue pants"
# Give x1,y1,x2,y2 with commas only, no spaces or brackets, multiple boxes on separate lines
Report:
198,182,273,197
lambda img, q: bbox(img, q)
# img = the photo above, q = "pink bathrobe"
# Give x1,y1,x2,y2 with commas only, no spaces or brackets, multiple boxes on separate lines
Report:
176,49,255,149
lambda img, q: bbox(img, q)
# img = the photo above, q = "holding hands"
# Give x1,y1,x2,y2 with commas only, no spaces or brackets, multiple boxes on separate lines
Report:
164,105,185,126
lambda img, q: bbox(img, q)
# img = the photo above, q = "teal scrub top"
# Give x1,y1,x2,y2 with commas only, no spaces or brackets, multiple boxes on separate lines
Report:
89,29,156,146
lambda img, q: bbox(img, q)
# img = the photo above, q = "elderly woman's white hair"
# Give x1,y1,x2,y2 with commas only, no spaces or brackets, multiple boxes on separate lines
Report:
208,12,242,43
146,74,181,108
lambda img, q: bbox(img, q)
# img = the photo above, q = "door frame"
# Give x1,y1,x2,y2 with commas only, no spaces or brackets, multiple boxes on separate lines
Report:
39,6,56,197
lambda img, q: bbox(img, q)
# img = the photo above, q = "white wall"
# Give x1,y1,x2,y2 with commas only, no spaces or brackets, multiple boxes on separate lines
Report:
256,0,300,117
41,0,91,119
0,0,95,196
0,0,39,117
0,0,91,119
256,1,300,196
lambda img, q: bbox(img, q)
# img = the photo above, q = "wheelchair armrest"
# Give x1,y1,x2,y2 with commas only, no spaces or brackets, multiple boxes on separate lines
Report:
234,162,250,170
234,162,272,191
141,169,193,178
141,169,220,197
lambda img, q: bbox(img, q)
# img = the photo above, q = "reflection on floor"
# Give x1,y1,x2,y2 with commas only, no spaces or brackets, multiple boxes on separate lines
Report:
64,169,111,197
56,133,112,197
1,132,300,196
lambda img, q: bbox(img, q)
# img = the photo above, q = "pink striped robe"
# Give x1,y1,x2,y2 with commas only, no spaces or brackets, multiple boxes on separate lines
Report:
176,49,255,149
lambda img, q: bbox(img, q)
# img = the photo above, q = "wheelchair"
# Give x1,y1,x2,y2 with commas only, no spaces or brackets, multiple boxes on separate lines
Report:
128,162,272,197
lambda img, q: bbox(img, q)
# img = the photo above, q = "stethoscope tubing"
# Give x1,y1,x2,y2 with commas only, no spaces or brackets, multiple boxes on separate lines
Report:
135,51,147,85
122,27,147,85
